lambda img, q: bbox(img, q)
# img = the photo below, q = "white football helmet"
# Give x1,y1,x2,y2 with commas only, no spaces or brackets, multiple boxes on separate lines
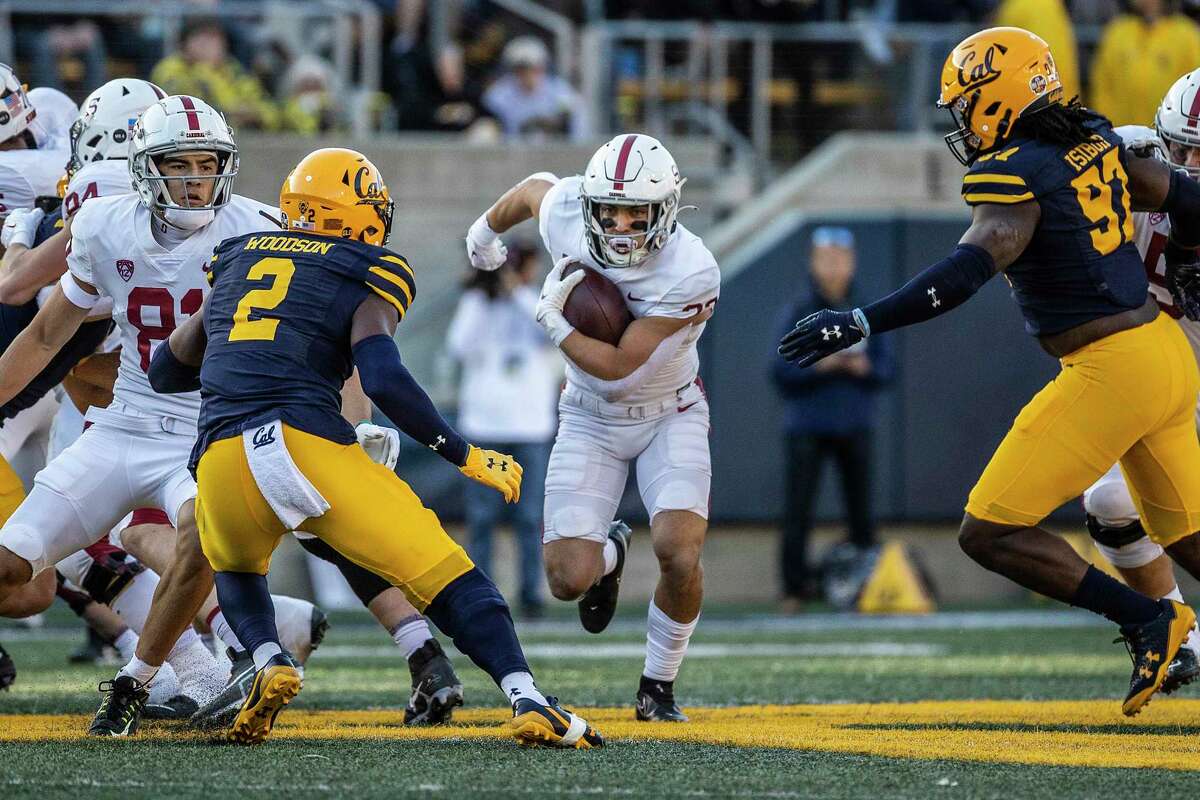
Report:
0,64,35,145
69,79,165,176
580,133,685,268
1156,69,1200,177
129,94,238,213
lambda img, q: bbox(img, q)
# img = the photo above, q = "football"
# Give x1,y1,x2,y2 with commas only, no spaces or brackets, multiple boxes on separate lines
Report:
561,261,634,345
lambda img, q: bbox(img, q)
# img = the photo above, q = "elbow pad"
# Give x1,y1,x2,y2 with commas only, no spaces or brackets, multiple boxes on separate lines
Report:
147,342,201,394
860,244,995,336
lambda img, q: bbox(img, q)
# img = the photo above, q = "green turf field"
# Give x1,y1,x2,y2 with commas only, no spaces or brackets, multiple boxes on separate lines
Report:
2,605,1198,799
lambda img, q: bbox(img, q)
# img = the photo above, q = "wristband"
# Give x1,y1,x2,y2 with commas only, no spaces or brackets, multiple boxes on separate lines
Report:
468,213,500,246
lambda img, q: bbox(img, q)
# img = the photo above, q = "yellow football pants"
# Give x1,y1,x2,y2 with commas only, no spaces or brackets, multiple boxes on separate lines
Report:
195,424,474,610
966,313,1200,546
0,454,24,526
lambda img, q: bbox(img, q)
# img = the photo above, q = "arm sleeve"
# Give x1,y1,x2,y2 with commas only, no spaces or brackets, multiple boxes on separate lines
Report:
352,334,470,467
147,340,201,393
1162,169,1200,248
859,244,996,335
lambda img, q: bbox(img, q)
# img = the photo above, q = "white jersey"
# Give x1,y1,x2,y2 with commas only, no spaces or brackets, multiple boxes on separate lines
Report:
538,175,720,405
66,193,280,424
0,145,67,218
1115,125,1200,357
64,159,133,218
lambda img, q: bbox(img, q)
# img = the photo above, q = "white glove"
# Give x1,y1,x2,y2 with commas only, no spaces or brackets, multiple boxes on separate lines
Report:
535,257,586,346
466,213,508,272
356,422,400,470
1,207,44,250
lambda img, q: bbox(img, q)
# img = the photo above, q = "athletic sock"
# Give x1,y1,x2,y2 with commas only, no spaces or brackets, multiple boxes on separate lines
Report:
642,600,699,683
391,614,433,659
166,633,224,705
206,608,243,652
114,628,138,661
1071,565,1162,626
117,654,159,685
108,568,158,633
602,538,619,577
500,671,548,707
252,642,283,671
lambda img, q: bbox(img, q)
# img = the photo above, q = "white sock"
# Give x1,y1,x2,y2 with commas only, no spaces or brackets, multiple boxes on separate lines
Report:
1165,586,1184,602
500,671,547,707
602,538,619,576
642,600,699,683
167,635,225,705
391,615,433,659
252,642,283,671
114,629,138,661
208,609,243,652
146,662,181,705
117,654,160,685
109,568,158,633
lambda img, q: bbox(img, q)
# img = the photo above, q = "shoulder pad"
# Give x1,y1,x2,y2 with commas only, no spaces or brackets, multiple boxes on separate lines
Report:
963,145,1037,206
362,251,416,320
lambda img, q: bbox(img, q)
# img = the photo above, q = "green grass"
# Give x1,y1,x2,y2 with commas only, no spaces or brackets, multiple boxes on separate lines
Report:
0,606,1187,799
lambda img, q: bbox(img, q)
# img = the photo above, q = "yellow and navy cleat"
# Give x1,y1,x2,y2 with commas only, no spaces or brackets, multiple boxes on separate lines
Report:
508,696,605,749
1119,599,1196,716
228,653,303,745
88,675,149,736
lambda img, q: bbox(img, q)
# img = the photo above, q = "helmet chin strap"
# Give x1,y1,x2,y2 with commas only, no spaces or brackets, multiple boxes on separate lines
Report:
159,206,215,232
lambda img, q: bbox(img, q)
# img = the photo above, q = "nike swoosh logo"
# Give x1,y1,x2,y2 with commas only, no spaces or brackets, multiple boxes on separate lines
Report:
677,401,699,413
627,292,646,302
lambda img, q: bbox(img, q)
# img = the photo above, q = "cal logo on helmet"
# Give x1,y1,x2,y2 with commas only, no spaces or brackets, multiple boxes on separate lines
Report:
281,148,394,246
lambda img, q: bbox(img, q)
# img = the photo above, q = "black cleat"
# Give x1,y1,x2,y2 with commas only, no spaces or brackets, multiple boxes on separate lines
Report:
189,647,255,731
69,628,113,665
404,639,464,725
143,693,200,720
636,677,688,722
1119,599,1196,716
88,675,149,736
578,521,633,634
0,642,14,690
508,695,604,749
1162,643,1200,695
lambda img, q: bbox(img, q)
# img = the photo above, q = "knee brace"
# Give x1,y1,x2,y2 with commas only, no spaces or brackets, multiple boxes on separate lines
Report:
81,550,145,606
296,535,391,607
1086,515,1164,569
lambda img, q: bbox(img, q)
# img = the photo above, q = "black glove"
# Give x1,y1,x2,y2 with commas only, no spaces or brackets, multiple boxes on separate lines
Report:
1165,239,1200,322
778,308,867,367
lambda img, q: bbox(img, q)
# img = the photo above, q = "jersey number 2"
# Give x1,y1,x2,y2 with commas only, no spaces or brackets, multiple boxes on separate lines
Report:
1071,148,1134,257
229,257,296,342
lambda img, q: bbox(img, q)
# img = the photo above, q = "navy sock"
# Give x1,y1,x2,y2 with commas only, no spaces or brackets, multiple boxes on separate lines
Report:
1071,565,1162,626
423,568,530,684
213,571,280,655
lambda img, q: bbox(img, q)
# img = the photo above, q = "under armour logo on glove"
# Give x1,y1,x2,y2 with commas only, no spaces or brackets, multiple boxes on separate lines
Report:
486,457,509,472
778,308,867,368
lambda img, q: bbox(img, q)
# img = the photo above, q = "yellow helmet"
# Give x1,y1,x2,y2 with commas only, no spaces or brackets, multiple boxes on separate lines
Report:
279,148,394,246
938,27,1063,165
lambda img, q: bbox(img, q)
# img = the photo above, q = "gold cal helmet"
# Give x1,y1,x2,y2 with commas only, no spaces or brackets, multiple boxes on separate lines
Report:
280,148,394,246
938,27,1063,165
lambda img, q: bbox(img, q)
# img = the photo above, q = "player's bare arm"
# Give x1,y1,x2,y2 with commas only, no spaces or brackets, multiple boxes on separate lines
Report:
0,216,71,305
466,173,557,271
559,313,701,382
0,279,94,406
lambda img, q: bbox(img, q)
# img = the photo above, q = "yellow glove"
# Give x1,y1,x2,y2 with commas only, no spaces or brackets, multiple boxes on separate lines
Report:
460,445,523,503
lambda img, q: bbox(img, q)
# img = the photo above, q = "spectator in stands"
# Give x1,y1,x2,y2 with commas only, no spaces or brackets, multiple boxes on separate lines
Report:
993,0,1080,102
151,17,290,131
15,18,106,92
1090,0,1200,125
482,37,589,142
771,227,894,613
445,243,561,619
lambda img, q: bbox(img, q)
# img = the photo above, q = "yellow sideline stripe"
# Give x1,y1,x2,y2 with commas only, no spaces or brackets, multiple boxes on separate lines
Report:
5,700,1200,770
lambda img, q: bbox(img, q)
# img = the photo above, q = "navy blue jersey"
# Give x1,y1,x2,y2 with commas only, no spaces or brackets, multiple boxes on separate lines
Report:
962,115,1148,336
193,231,415,469
0,203,110,424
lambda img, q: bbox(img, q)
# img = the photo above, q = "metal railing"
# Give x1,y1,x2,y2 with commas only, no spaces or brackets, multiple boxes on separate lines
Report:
0,0,382,136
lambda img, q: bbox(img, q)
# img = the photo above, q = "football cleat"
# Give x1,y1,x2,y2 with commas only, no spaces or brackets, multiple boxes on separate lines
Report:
403,639,464,725
578,520,633,634
143,693,200,720
228,653,302,745
1119,599,1196,716
636,678,688,722
508,696,604,749
189,647,255,730
88,675,149,736
69,628,115,665
1161,640,1200,695
0,641,14,690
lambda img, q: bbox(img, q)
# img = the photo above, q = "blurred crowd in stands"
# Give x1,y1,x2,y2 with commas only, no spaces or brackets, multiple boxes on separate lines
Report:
11,1,1200,144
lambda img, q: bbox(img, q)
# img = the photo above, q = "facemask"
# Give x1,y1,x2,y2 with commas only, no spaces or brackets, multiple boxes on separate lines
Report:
162,206,215,231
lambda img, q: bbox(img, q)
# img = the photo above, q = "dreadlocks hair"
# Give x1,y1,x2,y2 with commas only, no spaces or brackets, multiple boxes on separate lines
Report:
1011,97,1104,149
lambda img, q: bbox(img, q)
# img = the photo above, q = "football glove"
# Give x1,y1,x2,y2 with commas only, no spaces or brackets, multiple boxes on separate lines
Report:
466,213,508,272
1166,239,1200,322
1,207,44,250
355,422,400,470
536,257,586,345
460,445,523,504
778,308,868,367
